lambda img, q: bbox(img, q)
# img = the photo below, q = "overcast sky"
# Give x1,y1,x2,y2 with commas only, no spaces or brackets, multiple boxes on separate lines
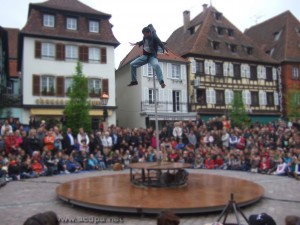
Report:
0,0,299,68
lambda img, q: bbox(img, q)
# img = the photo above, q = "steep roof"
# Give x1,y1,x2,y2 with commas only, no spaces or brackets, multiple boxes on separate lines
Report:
21,0,119,46
29,0,111,18
118,45,188,69
167,6,277,64
245,11,300,62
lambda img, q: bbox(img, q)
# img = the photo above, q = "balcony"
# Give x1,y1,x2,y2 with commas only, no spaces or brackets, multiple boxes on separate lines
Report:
0,93,22,107
141,101,188,113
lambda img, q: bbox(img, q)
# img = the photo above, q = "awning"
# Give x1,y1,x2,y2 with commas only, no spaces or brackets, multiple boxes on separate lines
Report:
30,108,112,117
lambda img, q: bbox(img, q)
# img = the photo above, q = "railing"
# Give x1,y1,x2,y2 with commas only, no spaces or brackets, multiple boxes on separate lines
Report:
141,101,188,113
0,93,22,106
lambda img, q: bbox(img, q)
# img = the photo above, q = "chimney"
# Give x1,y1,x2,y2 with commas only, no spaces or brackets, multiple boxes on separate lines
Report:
202,4,208,11
183,10,190,33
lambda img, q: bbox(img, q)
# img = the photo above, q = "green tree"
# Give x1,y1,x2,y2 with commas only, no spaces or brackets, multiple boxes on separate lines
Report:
229,91,250,128
64,62,91,134
287,90,300,120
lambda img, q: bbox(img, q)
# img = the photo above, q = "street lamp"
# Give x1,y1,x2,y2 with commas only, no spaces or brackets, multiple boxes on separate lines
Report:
100,92,109,121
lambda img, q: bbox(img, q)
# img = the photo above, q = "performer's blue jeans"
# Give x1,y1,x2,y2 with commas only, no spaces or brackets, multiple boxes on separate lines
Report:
130,55,164,83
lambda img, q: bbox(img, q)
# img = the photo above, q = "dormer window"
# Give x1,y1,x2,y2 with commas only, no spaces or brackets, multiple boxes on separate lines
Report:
66,17,77,30
43,14,55,27
273,30,282,41
266,48,274,56
211,41,220,50
246,47,253,55
229,44,237,53
89,20,99,33
216,27,224,35
215,12,222,20
295,27,300,36
228,29,234,37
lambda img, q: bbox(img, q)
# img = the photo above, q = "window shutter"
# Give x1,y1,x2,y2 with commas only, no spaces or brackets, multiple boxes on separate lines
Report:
223,62,228,76
225,89,233,104
261,66,266,79
56,43,65,61
257,65,262,79
32,74,40,96
245,64,250,78
56,76,64,97
79,46,88,62
182,90,187,112
181,64,186,80
259,91,266,105
159,89,164,104
35,41,41,58
272,67,277,80
242,90,247,105
246,90,251,105
101,48,107,63
167,89,173,111
274,92,279,105
241,64,246,78
102,79,109,95
204,60,210,75
229,63,234,77
211,89,216,104
167,63,172,79
144,88,149,105
206,89,211,104
191,60,196,73
210,61,216,75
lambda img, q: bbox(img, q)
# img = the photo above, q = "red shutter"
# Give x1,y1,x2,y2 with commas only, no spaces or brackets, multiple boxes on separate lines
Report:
35,41,41,58
101,48,107,64
56,76,64,97
56,44,65,60
32,75,40,96
79,46,88,62
102,79,109,95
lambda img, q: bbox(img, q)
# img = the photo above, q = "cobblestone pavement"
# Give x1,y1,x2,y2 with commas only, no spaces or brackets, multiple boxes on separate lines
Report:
0,169,299,225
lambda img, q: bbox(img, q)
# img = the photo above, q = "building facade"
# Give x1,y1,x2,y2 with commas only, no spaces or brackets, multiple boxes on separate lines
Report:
167,5,280,123
116,46,196,128
245,11,300,119
19,0,119,127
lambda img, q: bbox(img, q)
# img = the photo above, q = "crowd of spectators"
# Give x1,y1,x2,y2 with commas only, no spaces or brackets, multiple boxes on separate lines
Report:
1,114,300,182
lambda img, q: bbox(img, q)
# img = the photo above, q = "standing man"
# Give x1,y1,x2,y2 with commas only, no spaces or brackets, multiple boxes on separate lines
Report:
128,25,168,88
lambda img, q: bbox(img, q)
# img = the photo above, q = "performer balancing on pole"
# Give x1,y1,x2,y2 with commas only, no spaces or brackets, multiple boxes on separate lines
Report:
128,24,169,88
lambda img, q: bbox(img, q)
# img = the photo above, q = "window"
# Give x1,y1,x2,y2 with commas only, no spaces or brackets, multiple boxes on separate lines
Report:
173,91,181,112
89,20,99,33
41,76,55,95
266,48,274,56
43,14,55,27
66,17,77,30
89,47,100,63
65,45,78,60
230,44,237,53
216,90,225,105
251,92,259,106
266,67,273,81
65,77,72,95
88,79,101,96
273,30,282,41
171,64,180,79
267,92,274,106
195,60,204,75
215,12,222,20
228,29,234,37
292,66,299,80
215,62,223,76
197,89,206,105
41,43,55,59
149,89,158,104
212,41,220,50
216,27,224,35
233,64,241,79
246,47,253,55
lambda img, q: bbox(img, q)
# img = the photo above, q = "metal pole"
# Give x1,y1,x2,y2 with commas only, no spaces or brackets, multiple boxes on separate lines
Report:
153,70,160,161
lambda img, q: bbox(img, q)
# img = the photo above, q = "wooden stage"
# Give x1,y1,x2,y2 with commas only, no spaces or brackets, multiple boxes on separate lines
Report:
56,172,264,214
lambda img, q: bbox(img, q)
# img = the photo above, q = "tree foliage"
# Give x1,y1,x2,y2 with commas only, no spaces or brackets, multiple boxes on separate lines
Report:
286,89,300,120
64,62,91,134
229,91,250,128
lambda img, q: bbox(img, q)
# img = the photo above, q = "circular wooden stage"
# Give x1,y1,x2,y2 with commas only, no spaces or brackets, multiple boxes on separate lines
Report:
56,172,264,214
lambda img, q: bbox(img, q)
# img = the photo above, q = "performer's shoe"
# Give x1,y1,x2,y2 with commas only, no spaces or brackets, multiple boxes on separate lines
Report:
160,82,166,88
127,81,138,86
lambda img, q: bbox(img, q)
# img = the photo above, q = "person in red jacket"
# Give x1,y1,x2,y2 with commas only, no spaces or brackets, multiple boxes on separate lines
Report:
4,132,18,155
259,156,270,174
205,155,215,169
44,130,55,154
